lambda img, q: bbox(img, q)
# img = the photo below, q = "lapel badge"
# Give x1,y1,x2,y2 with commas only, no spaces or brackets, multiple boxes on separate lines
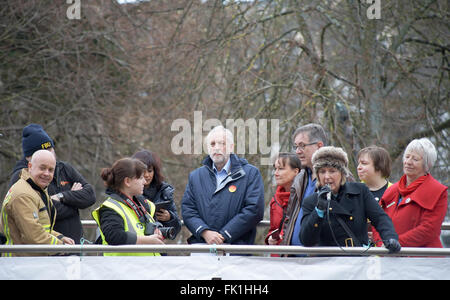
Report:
228,185,237,193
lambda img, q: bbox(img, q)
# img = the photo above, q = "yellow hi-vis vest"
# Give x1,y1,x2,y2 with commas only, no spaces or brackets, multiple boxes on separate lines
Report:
92,196,160,256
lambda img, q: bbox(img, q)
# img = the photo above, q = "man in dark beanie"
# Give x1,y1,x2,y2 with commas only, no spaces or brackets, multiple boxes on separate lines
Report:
9,124,96,244
21,124,55,158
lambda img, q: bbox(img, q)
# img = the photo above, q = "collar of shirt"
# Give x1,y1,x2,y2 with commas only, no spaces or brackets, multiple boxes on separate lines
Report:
305,168,316,196
213,158,231,186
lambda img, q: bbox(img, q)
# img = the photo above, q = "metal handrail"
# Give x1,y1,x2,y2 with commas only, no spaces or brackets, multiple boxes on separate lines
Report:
80,219,271,228
3,221,449,256
81,220,450,230
1,244,450,256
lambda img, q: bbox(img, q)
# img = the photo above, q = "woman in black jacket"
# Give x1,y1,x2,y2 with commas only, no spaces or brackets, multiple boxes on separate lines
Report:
132,150,182,238
299,146,401,253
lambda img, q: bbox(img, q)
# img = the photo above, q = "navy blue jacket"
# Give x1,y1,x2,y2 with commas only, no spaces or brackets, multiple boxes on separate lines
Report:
181,154,265,245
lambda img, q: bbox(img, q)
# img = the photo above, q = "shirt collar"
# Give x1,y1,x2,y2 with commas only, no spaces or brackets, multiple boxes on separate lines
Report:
213,158,231,174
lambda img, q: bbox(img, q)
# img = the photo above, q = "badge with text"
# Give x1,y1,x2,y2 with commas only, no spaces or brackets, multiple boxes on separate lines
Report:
228,185,237,193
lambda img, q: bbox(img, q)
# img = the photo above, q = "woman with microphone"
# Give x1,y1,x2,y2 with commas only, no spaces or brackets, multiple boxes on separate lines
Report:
299,146,400,253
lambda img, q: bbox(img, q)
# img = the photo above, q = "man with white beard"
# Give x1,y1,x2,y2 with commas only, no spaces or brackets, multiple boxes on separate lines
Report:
181,126,265,245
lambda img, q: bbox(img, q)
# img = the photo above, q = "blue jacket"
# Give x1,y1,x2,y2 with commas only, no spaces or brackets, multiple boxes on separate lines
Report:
181,154,265,245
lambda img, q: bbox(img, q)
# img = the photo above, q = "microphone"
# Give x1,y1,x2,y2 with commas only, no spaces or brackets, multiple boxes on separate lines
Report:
325,184,331,202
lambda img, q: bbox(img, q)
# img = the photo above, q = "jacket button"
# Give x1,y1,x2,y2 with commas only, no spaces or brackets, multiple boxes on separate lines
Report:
314,223,318,228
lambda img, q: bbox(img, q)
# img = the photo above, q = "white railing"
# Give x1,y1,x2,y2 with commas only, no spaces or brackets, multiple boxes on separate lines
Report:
1,244,450,256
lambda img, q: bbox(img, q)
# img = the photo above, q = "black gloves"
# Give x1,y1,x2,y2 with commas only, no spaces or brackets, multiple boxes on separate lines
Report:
384,238,401,253
316,185,331,211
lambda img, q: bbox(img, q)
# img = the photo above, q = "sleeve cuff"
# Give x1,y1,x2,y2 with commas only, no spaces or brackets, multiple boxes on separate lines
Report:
315,207,325,218
124,232,137,245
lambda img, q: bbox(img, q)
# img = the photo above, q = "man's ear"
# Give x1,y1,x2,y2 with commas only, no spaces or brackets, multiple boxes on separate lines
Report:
317,141,324,148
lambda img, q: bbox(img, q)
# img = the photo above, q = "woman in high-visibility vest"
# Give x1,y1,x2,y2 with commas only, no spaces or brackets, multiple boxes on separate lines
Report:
92,157,164,256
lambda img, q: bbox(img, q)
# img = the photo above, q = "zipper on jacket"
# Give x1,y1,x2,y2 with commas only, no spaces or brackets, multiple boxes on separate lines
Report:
213,168,246,194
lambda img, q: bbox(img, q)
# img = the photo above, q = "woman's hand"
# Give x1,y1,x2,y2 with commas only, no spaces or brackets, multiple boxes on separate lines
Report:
267,235,280,245
137,228,165,245
156,209,171,222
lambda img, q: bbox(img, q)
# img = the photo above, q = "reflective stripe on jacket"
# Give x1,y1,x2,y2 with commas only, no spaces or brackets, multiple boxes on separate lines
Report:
1,169,63,257
92,196,160,256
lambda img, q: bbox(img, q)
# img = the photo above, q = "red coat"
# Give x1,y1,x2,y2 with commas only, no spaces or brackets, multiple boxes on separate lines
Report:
373,174,447,247
265,186,290,246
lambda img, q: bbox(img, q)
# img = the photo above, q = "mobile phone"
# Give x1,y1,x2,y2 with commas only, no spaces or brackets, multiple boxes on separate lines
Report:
155,200,171,212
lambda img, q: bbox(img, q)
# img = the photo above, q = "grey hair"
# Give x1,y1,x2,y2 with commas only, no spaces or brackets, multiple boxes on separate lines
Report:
292,123,328,146
403,138,437,173
205,125,234,145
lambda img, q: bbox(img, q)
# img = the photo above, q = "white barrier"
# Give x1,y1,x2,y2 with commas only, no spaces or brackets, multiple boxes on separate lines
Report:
1,255,450,280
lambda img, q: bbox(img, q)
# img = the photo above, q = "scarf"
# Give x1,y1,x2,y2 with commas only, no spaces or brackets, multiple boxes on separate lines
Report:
397,174,428,197
274,186,291,208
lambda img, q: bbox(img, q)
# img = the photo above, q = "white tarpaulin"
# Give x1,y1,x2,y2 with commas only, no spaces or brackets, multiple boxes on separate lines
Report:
1,255,450,280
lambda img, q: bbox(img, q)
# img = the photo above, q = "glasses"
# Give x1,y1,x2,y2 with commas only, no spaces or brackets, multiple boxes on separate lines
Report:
292,141,318,151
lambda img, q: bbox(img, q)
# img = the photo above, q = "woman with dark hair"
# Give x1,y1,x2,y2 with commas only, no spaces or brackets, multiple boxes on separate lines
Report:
132,150,182,237
265,152,301,247
92,157,164,256
357,145,392,202
357,145,393,242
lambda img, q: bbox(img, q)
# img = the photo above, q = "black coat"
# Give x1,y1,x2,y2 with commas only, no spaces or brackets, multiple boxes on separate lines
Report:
142,182,182,237
300,182,398,247
10,158,96,243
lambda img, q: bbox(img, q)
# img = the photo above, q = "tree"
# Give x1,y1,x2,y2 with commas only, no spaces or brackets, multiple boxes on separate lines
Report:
1,0,448,244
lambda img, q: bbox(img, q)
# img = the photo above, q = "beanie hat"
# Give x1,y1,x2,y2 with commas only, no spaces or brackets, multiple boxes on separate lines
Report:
312,146,349,186
22,124,54,157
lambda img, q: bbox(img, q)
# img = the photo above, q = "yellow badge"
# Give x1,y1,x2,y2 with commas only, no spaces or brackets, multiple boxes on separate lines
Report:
228,185,237,193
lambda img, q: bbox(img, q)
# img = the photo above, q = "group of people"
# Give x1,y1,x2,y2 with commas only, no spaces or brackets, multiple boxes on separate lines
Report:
266,124,447,255
1,124,182,256
0,122,447,257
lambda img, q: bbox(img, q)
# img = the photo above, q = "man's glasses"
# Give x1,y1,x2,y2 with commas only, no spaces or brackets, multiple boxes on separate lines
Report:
292,141,318,151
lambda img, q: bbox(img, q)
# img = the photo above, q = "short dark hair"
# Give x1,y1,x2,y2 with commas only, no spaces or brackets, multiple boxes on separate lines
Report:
357,146,391,179
132,149,164,188
101,158,147,191
292,123,328,146
275,152,302,171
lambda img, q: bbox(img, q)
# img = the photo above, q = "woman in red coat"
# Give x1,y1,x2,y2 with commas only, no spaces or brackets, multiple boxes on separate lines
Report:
374,138,448,247
265,153,301,247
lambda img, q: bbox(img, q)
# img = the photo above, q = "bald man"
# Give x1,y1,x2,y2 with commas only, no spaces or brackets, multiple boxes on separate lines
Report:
1,150,74,257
